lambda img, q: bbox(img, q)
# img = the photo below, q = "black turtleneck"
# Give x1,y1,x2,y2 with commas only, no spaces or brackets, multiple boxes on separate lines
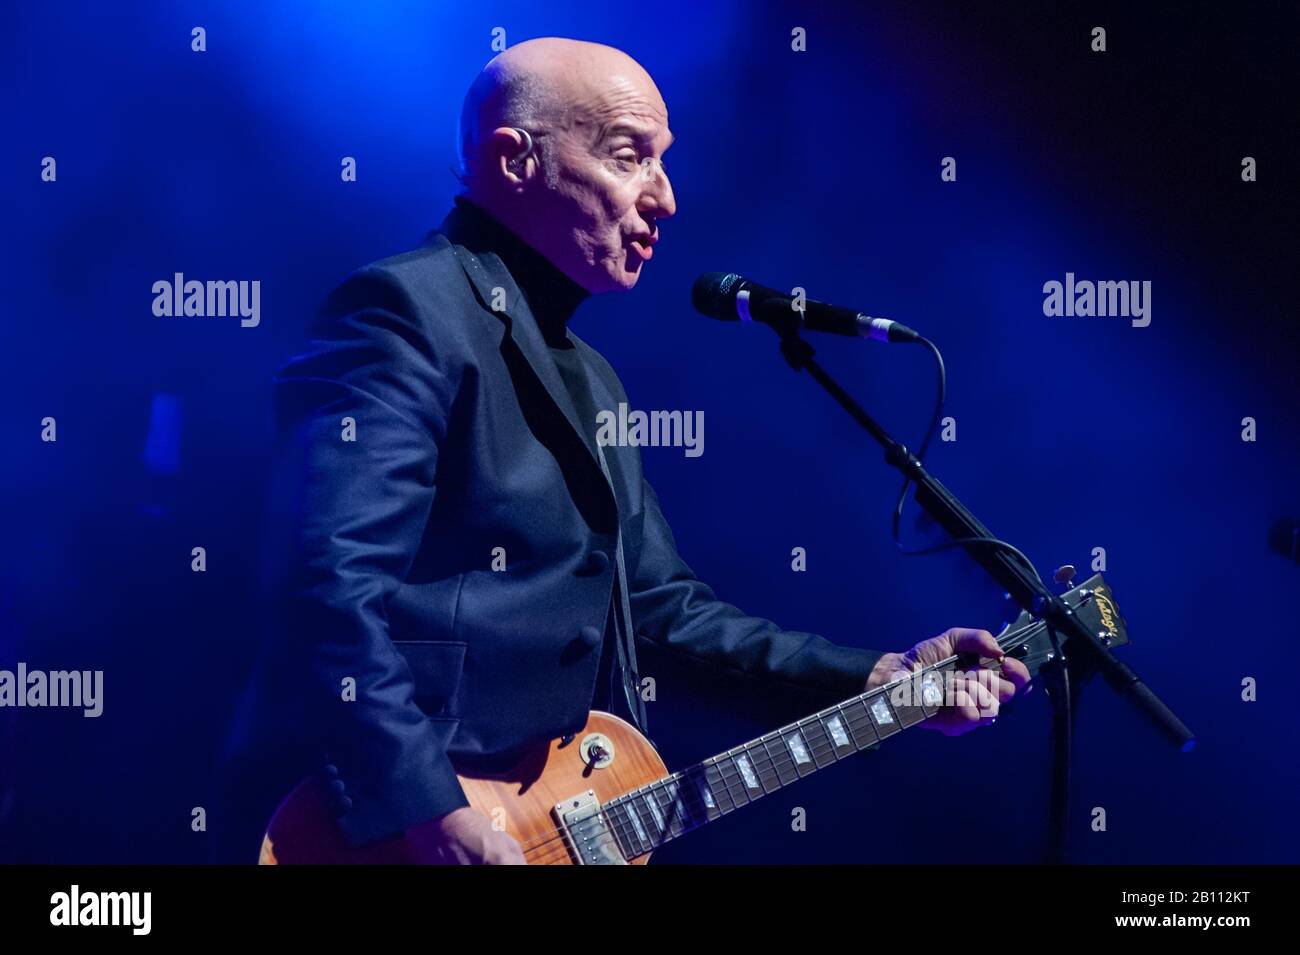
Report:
449,196,626,719
451,195,588,346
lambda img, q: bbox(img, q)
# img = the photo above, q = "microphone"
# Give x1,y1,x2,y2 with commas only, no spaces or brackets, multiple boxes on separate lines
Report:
692,271,922,343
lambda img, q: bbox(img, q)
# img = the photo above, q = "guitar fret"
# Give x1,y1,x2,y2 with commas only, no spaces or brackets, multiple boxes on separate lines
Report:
800,716,840,769
753,737,784,789
654,778,688,838
780,726,815,776
746,741,782,794
684,765,721,822
640,788,667,843
664,776,697,831
866,689,902,739
712,753,749,808
604,802,639,860
840,698,880,749
616,799,651,857
603,797,635,857
706,757,744,812
674,775,702,830
760,734,800,787
888,673,931,729
732,749,765,797
822,706,857,754
643,782,674,842
632,795,658,855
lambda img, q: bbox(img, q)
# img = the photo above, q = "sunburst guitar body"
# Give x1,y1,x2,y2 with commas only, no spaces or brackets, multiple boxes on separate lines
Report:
261,711,665,865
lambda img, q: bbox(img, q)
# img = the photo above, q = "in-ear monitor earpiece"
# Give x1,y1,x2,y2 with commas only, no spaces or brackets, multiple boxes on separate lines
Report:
509,128,534,169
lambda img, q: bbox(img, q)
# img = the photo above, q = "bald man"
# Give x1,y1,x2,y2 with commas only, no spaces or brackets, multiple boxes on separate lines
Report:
228,38,1027,864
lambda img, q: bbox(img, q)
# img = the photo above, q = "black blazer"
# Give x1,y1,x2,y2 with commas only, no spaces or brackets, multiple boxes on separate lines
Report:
264,203,882,846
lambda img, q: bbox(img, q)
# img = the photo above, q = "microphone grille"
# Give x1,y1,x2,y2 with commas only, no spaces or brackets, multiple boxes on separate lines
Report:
692,272,743,319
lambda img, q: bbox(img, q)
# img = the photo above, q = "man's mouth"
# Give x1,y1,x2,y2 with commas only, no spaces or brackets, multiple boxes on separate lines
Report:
628,233,656,262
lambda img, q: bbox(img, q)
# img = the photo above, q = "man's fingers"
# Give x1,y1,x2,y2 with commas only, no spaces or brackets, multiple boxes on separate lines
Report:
909,626,1035,736
982,669,1018,705
947,627,1001,658
999,655,1031,690
972,670,1000,715
951,669,1000,718
947,628,1032,697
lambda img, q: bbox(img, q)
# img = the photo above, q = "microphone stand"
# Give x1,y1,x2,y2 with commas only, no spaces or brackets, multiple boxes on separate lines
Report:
768,321,1195,864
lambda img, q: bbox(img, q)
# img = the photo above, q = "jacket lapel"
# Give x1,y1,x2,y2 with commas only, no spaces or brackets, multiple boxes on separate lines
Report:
447,238,611,487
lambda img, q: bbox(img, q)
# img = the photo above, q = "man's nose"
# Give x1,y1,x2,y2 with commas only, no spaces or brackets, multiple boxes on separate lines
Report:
640,162,676,221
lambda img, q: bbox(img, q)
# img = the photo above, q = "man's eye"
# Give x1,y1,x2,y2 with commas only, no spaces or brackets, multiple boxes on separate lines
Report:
614,150,638,163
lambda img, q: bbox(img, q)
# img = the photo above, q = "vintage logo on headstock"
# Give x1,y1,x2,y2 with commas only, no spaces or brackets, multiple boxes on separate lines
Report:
1092,588,1119,637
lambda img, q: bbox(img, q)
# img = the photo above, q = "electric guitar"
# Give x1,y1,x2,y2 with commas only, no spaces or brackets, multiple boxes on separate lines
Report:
260,572,1127,864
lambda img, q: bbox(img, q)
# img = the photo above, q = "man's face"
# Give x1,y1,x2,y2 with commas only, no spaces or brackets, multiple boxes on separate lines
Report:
536,73,676,293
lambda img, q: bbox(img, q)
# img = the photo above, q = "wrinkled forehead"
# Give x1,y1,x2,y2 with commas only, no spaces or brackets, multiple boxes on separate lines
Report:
558,67,671,145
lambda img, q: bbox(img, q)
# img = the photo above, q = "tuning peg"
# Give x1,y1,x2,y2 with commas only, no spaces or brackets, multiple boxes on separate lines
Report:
1052,564,1077,591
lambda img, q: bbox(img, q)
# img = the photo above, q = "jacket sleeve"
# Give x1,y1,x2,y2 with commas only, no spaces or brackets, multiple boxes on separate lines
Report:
266,266,468,847
628,477,883,703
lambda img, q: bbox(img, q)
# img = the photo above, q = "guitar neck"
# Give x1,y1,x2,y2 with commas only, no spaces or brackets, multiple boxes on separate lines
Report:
599,625,1042,861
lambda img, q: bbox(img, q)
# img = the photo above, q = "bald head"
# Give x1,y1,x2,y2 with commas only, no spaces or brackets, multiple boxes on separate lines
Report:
457,38,663,186
452,38,676,294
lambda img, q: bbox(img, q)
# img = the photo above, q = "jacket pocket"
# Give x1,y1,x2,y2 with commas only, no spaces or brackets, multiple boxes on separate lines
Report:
392,640,468,717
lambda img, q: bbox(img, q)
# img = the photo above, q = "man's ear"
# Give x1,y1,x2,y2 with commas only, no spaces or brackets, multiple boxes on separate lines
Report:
488,126,535,188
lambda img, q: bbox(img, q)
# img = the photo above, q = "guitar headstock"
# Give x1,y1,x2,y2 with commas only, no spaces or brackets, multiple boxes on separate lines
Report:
995,573,1129,678
1066,573,1129,650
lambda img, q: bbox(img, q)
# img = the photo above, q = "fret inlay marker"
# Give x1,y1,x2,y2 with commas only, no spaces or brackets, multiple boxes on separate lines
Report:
785,731,811,764
625,802,648,844
663,779,684,820
643,793,665,833
826,715,850,747
736,754,760,789
871,696,895,724
696,779,716,810
922,672,943,707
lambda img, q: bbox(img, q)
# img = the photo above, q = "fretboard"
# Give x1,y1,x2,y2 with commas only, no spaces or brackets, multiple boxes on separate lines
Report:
598,637,1025,861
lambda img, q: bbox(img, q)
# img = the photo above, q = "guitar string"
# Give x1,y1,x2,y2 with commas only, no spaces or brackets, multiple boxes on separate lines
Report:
516,626,1058,860
515,639,1056,862
526,654,1055,864
518,716,865,860
694,645,1058,807
597,647,1060,860
526,648,1058,863
524,690,922,861
514,618,1050,857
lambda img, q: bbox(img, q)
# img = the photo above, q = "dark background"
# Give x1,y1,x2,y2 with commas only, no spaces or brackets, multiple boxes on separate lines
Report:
1,1,1296,863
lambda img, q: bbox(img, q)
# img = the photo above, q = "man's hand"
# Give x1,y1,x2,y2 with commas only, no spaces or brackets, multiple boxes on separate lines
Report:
865,627,1032,736
408,807,527,865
